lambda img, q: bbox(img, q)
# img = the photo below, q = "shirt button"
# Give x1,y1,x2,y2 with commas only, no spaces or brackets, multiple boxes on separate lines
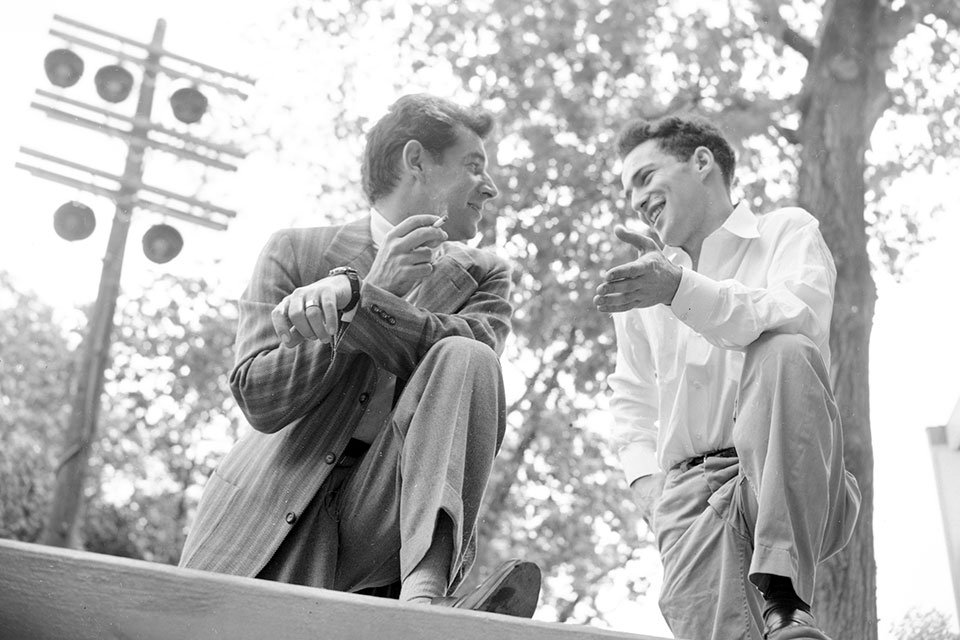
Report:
359,392,369,404
324,452,337,464
285,512,297,525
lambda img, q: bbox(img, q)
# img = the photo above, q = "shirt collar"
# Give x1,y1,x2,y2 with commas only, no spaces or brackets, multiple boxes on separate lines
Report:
720,201,760,239
662,201,759,267
369,207,393,251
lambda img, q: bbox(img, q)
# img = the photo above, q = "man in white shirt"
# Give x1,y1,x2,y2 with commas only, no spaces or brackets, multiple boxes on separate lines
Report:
594,115,861,640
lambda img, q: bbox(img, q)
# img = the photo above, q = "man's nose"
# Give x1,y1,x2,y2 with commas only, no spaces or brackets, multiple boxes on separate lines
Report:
480,173,499,200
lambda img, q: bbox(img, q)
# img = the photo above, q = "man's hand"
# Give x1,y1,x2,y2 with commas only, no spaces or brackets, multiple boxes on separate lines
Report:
631,472,666,530
272,274,353,348
366,214,448,297
594,225,682,313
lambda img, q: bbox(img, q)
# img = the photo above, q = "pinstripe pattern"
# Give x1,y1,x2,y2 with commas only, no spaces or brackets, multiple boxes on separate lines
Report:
179,216,513,578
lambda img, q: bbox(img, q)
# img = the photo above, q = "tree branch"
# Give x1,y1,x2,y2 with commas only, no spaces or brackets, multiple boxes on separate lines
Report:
774,123,801,146
781,24,817,62
878,3,923,52
754,0,816,62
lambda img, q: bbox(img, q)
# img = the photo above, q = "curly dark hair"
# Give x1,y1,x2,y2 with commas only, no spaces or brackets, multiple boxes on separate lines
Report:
362,94,495,203
615,115,736,189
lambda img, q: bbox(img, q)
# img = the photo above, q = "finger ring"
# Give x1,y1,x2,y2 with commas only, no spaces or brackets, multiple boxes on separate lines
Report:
304,303,320,309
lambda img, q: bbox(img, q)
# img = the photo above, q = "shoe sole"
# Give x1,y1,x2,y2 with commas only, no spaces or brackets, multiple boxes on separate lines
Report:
458,560,541,618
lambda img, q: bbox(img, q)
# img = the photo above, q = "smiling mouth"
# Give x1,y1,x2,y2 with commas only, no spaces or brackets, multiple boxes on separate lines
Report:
648,201,665,225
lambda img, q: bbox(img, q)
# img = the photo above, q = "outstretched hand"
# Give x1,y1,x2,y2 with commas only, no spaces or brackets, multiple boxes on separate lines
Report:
594,225,682,313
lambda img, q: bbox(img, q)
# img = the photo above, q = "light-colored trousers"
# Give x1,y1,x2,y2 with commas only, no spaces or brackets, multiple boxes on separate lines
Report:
257,336,506,595
654,333,861,640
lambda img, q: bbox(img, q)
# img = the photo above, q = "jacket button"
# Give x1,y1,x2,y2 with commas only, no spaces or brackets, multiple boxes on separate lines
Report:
371,304,381,313
324,452,337,464
285,512,297,525
359,392,369,404
388,317,396,325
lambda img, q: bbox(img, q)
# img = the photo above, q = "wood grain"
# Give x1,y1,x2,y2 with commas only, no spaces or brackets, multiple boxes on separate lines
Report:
0,539,665,640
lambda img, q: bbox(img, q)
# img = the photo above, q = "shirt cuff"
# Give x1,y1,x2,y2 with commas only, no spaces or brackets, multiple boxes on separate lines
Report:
341,308,357,323
670,267,721,332
618,442,660,486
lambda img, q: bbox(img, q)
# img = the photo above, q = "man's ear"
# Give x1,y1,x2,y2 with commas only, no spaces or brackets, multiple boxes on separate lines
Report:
402,140,426,180
692,146,715,180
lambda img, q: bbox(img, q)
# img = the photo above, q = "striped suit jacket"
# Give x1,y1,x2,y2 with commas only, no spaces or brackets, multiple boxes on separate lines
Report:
179,216,513,577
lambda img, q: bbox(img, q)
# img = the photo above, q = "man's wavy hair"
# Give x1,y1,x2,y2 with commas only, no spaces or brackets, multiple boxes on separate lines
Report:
615,115,736,189
362,94,494,204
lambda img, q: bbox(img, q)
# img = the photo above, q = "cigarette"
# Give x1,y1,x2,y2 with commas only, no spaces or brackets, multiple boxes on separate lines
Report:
432,215,448,228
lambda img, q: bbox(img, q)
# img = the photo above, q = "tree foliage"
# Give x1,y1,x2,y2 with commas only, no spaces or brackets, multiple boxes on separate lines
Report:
0,272,243,564
6,0,957,635
262,0,959,634
891,608,960,640
0,273,74,542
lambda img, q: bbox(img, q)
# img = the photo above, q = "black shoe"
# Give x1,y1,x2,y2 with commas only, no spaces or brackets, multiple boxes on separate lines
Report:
431,559,541,618
762,602,833,640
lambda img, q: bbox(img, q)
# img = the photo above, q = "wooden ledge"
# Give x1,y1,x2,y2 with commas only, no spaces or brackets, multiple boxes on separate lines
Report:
0,538,665,640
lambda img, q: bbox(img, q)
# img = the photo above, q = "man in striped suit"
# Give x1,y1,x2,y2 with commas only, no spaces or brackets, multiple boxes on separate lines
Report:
179,94,540,617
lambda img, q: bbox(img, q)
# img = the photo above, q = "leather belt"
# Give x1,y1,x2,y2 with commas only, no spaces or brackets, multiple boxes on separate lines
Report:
674,447,737,472
337,438,371,466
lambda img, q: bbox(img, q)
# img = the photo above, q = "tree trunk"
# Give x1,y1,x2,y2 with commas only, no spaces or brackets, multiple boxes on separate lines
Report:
796,1,886,637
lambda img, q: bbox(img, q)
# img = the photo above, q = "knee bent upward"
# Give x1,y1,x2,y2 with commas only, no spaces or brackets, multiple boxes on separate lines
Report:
744,332,820,369
427,336,501,370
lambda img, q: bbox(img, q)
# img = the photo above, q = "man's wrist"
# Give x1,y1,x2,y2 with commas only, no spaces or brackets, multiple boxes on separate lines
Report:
328,267,361,312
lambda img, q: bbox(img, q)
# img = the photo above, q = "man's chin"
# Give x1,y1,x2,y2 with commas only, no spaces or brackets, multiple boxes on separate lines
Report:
445,225,478,243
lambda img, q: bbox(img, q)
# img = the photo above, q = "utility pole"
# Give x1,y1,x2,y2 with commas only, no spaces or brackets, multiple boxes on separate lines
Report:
15,15,255,548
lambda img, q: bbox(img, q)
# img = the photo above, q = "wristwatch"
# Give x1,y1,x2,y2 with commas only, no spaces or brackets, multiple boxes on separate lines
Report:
328,266,361,313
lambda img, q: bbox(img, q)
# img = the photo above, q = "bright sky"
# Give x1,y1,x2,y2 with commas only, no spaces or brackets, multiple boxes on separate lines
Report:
1,2,958,638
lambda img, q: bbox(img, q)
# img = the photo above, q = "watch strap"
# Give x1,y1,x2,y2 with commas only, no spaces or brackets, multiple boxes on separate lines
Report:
328,267,361,313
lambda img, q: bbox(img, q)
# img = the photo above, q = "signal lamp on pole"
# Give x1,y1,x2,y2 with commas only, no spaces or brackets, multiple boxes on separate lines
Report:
53,201,96,241
170,86,208,124
94,64,134,103
44,49,84,88
142,223,183,263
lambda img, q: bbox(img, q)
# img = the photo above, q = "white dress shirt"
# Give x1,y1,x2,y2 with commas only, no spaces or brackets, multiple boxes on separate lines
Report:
608,202,837,483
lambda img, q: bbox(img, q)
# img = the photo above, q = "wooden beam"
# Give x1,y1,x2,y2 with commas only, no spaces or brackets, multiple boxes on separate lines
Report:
14,164,230,230
49,29,250,99
0,539,662,640
52,14,256,85
30,102,239,171
34,89,248,158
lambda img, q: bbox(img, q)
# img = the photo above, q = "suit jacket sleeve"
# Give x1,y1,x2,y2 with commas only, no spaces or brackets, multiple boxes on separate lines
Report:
334,249,513,380
229,230,345,434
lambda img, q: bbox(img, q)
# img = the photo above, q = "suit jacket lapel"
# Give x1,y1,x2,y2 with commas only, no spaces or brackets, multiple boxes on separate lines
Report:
322,216,376,279
415,249,478,313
